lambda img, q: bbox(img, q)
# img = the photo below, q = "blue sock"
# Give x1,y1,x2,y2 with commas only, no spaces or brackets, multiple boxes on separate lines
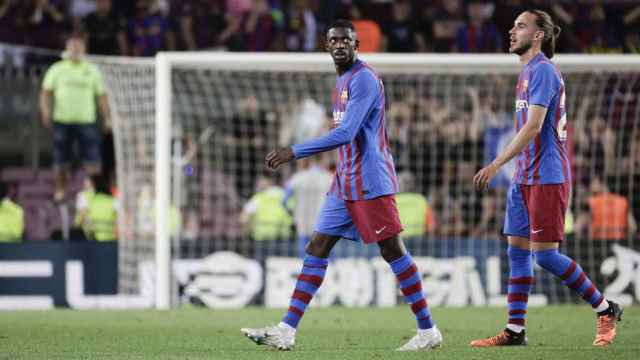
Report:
507,246,533,329
535,248,605,308
281,254,329,328
389,253,434,329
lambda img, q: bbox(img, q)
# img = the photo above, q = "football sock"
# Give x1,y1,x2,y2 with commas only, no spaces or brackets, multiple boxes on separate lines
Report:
535,248,606,311
281,254,329,328
389,253,434,330
506,246,533,333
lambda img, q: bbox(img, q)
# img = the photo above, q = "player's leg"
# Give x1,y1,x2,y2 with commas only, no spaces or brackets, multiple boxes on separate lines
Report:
241,231,340,350
532,242,622,346
79,124,102,176
527,182,622,346
504,236,533,340
242,195,349,350
280,232,339,327
472,183,530,347
52,123,72,202
346,194,441,351
377,235,442,351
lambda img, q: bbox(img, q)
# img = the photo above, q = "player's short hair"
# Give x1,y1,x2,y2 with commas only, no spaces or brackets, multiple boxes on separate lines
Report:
527,9,561,59
327,19,356,34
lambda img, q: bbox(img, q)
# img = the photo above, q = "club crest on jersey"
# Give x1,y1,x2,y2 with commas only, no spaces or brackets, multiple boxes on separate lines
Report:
521,80,528,92
340,90,348,104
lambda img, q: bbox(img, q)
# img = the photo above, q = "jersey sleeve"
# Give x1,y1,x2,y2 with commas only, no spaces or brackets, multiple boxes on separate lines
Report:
42,64,58,91
528,63,558,108
292,70,379,159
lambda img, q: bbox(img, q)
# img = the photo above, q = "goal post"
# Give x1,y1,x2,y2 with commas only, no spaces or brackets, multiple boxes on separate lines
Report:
97,52,640,309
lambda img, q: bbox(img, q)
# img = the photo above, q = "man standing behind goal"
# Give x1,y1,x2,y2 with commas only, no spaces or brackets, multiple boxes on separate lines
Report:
471,9,622,348
241,19,442,352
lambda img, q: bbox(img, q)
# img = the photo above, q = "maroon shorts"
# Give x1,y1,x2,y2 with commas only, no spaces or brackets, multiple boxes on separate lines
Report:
520,182,570,242
345,194,404,244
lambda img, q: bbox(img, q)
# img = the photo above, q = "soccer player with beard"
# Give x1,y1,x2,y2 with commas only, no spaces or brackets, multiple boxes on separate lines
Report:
471,10,622,347
241,19,442,351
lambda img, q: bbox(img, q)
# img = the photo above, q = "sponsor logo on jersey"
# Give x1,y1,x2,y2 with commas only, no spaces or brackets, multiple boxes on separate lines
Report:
340,90,348,104
515,99,529,112
333,110,345,126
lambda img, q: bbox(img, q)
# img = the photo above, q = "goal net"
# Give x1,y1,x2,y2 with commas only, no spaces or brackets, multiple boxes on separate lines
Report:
96,53,640,309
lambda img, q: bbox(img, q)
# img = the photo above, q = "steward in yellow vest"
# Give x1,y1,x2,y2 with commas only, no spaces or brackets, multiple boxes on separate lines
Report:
0,181,24,242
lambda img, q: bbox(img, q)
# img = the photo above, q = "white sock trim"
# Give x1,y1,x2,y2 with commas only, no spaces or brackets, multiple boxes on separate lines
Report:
506,324,525,333
279,322,296,333
418,326,437,335
595,299,609,313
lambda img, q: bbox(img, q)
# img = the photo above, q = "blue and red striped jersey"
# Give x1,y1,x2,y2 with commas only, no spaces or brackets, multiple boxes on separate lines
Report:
513,52,571,185
292,59,398,200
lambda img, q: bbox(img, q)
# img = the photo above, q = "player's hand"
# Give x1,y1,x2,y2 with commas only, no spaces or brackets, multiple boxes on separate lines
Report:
473,162,500,190
265,147,294,170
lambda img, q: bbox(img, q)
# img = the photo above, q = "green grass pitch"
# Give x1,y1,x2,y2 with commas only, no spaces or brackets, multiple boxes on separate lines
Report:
1,305,637,359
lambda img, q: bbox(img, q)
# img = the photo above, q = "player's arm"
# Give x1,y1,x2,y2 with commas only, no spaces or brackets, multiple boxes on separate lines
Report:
473,105,546,189
266,72,378,169
94,69,111,132
474,63,557,189
39,89,54,128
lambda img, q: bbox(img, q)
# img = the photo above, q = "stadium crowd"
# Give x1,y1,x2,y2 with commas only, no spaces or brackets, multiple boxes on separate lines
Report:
1,0,640,56
0,0,639,248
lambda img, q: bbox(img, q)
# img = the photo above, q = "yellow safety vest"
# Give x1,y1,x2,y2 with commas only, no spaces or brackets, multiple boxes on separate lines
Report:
87,193,117,241
251,188,292,241
0,199,24,242
396,192,428,238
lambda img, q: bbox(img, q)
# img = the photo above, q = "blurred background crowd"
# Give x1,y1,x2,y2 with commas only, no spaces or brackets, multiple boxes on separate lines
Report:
0,0,639,251
1,0,640,59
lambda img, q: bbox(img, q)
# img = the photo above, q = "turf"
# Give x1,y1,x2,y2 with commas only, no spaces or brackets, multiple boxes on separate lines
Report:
0,305,637,359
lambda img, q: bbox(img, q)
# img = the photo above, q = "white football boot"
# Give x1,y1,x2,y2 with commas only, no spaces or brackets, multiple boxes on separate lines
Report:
395,326,443,351
241,322,296,351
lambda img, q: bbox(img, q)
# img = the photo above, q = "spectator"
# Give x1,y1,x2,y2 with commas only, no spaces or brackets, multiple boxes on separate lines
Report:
239,0,277,52
240,173,293,245
455,0,501,53
348,3,382,52
382,0,422,53
39,34,111,203
128,0,175,56
82,0,129,55
223,94,276,199
0,0,23,45
428,0,464,52
577,176,637,241
76,174,118,241
177,0,227,50
22,0,67,49
284,0,317,52
575,4,623,53
283,155,333,257
0,179,24,242
396,171,435,239
624,4,640,53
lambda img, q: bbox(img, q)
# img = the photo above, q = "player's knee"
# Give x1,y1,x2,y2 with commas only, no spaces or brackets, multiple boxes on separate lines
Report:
305,235,333,258
534,248,559,269
378,237,405,262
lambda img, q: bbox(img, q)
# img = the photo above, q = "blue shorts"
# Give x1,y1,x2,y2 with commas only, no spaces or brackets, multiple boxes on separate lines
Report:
503,182,570,242
503,183,530,238
53,123,101,168
314,194,403,243
315,195,362,242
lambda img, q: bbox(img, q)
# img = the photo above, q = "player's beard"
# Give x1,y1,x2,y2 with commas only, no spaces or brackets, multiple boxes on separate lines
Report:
511,38,532,56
